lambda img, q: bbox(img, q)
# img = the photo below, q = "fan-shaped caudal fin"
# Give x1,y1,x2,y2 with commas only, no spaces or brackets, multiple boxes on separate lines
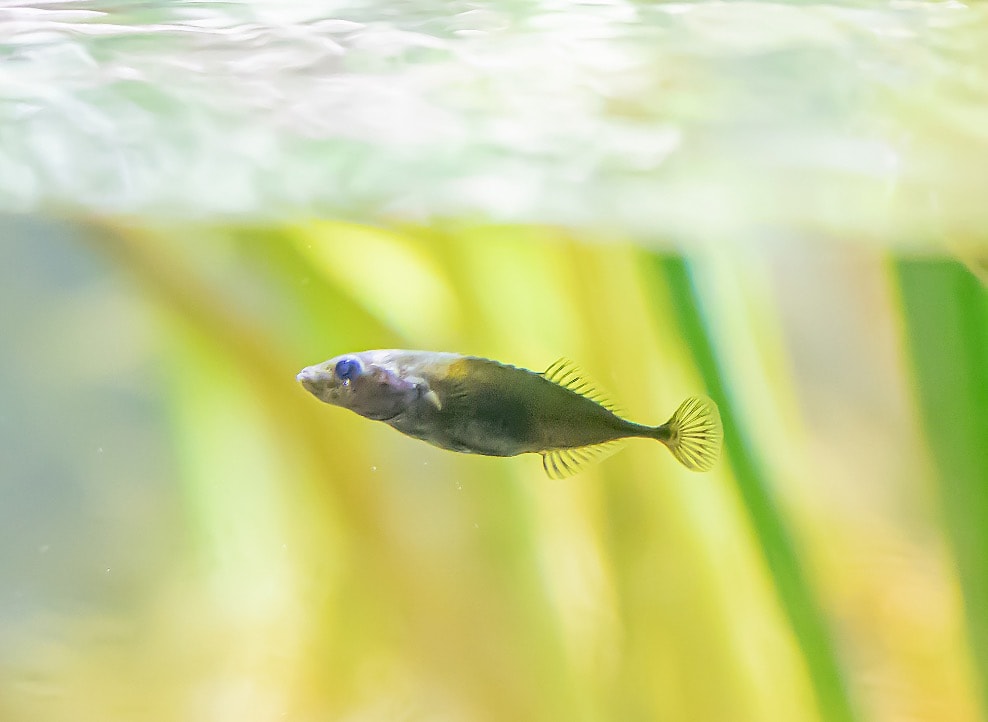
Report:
659,395,723,472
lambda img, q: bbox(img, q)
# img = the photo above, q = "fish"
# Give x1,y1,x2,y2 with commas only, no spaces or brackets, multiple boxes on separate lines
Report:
296,350,722,478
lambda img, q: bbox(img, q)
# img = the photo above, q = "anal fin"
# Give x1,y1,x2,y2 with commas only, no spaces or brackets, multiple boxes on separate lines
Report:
541,441,624,479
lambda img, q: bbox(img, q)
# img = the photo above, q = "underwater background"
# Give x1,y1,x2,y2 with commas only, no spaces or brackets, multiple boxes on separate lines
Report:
1,2,987,721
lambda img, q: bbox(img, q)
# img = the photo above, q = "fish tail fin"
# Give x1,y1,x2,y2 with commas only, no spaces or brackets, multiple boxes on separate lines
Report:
654,395,722,472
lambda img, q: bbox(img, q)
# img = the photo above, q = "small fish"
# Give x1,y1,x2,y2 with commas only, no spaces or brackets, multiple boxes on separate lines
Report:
297,350,722,478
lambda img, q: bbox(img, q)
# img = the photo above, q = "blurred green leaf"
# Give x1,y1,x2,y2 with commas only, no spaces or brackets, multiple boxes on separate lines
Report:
648,254,857,722
897,259,988,716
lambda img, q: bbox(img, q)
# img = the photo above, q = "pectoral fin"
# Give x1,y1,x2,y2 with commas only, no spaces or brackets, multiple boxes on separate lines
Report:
409,376,443,410
423,389,442,410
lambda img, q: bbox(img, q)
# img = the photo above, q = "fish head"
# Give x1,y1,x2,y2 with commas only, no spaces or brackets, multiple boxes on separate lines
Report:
297,351,420,421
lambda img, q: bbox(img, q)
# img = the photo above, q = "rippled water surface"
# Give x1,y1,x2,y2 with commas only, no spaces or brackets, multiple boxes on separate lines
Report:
3,0,987,239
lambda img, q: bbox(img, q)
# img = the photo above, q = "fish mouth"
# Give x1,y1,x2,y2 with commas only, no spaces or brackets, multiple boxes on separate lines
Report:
296,366,335,394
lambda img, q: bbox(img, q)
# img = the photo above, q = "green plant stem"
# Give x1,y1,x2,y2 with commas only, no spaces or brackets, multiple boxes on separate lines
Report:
897,259,988,718
648,254,857,722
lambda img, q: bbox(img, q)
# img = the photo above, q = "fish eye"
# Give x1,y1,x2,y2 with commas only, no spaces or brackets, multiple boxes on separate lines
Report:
335,357,361,382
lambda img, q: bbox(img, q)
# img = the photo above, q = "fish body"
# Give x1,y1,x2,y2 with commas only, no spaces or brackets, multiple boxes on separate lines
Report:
297,350,722,477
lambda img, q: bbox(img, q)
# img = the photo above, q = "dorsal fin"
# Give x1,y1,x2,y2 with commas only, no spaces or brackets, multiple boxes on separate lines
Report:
541,441,625,479
542,358,621,413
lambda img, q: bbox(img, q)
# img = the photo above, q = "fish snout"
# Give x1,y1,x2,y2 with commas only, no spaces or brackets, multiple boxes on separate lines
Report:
296,365,333,394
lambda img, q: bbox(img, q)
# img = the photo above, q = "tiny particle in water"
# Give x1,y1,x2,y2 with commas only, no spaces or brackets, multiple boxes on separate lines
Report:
39,545,49,553
370,465,377,472
96,447,103,454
